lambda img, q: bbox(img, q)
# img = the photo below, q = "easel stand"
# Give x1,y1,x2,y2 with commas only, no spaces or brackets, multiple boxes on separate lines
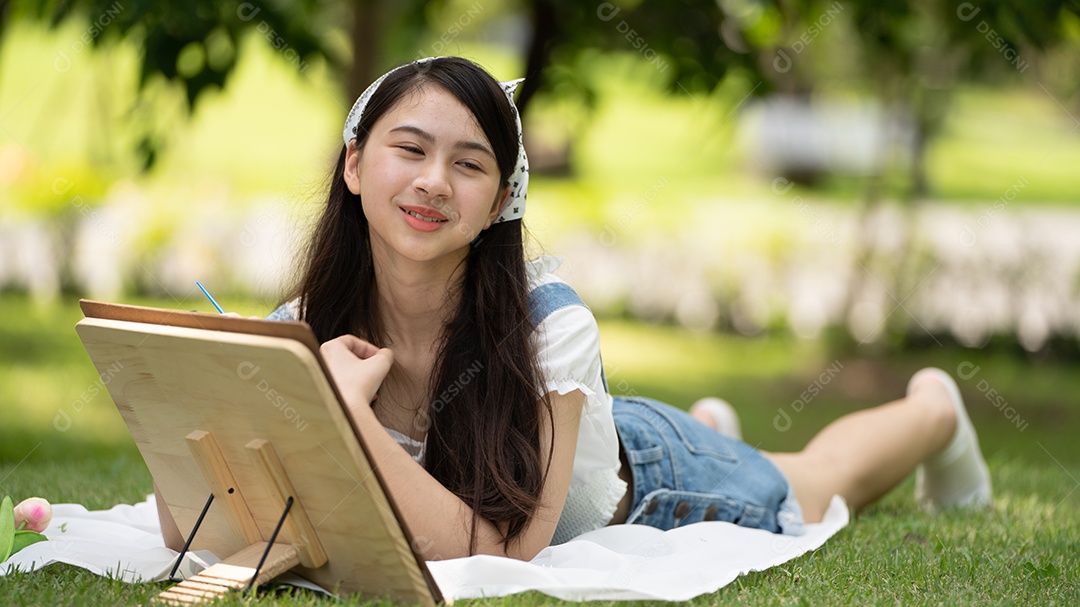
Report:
75,304,442,606
155,431,326,605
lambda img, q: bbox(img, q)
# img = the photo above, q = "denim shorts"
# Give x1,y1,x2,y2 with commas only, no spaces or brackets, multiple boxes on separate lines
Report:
612,396,805,535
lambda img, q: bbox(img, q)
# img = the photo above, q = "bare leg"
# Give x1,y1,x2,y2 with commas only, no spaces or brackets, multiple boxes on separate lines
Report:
760,376,957,523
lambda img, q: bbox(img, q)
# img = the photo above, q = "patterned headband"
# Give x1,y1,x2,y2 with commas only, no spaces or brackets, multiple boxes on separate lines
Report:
342,57,527,223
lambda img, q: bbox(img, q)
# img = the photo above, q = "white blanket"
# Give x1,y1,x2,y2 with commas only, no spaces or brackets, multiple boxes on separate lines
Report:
1,495,848,602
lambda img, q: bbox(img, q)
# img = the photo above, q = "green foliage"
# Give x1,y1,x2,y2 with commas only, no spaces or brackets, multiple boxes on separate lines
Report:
11,529,49,555
0,496,13,563
7,0,1079,203
0,496,44,564
14,0,340,103
3,159,113,216
8,0,347,168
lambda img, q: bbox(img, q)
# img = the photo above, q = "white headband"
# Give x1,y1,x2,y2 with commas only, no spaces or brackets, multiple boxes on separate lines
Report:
342,57,527,224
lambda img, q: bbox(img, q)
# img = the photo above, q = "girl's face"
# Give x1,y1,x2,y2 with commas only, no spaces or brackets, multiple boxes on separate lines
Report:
344,85,510,267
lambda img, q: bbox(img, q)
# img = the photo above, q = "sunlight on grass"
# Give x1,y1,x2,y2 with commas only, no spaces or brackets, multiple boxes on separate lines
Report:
1,454,1075,605
925,87,1080,203
1,364,128,437
599,317,826,385
1,294,1077,604
5,293,1074,468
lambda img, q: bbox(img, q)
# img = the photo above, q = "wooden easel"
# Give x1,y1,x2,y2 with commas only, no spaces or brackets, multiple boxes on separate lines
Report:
75,301,443,606
153,431,327,604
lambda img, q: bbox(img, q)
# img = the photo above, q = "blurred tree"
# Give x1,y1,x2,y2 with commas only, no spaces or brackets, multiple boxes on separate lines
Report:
794,0,1080,340
1,0,1077,339
0,0,432,167
0,0,789,162
512,0,777,115
3,0,1076,180
502,0,1080,344
841,0,1080,198
512,0,1079,186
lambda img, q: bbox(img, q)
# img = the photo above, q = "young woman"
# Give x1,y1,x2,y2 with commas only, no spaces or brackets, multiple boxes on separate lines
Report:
158,57,992,562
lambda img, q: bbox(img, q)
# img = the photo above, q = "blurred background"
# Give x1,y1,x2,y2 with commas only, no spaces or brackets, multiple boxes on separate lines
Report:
1,1,1078,472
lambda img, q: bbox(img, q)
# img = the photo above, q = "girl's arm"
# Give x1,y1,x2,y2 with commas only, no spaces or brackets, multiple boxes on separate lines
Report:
322,335,584,561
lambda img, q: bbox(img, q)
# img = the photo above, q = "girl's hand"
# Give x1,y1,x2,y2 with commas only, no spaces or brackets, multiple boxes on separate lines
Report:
320,335,394,411
223,312,262,320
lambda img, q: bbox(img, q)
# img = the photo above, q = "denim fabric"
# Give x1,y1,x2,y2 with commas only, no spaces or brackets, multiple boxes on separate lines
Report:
527,281,584,327
527,281,609,393
264,302,295,322
613,396,804,535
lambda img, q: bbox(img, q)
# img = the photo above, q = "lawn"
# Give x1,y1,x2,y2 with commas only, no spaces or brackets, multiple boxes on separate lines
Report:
1,294,1077,605
2,12,1078,605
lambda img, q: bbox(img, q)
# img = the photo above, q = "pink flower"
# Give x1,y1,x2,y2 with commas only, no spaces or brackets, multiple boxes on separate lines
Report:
13,497,52,533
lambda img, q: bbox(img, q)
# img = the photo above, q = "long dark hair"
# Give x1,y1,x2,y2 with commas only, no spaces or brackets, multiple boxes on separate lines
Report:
287,57,550,553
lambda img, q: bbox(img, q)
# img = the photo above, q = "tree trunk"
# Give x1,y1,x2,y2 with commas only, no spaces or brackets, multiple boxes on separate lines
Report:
348,0,382,105
516,0,557,118
0,1,10,39
909,119,928,199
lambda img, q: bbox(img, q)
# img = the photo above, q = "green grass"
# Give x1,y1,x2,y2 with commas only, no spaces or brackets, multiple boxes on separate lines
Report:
1,294,1078,605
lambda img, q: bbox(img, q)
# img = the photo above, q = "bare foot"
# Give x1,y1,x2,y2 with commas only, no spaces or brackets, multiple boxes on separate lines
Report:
690,407,719,430
689,398,742,440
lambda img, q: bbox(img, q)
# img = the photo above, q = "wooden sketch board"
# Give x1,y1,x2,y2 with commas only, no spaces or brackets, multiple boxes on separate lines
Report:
75,300,442,605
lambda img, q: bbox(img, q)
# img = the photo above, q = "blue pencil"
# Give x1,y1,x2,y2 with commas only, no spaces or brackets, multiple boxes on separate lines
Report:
195,281,225,314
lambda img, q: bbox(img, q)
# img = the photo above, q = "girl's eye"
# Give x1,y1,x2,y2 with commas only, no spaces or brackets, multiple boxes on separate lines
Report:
459,161,482,171
398,145,423,155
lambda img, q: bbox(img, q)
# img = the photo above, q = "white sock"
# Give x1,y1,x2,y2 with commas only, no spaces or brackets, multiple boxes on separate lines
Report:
909,368,993,511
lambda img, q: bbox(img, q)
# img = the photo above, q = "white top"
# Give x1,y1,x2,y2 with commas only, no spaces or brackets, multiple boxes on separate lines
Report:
524,256,626,545
268,256,626,545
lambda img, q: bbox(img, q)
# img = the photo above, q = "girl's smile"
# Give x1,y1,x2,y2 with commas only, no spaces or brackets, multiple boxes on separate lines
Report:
400,204,449,232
